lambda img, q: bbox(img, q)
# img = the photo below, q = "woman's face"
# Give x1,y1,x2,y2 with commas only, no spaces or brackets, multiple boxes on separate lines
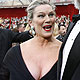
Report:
29,4,55,38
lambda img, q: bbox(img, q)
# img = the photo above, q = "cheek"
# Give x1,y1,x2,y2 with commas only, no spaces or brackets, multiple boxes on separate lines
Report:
35,22,43,35
34,20,43,29
52,18,55,24
36,19,43,25
52,19,55,28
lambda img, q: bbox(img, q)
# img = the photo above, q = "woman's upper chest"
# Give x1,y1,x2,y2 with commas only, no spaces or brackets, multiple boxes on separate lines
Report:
21,46,58,80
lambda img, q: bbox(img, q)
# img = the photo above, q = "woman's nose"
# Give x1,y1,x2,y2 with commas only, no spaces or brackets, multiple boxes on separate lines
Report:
45,15,51,23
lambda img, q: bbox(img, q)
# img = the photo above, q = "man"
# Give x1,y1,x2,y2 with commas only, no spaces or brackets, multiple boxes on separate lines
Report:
57,0,80,80
17,23,25,33
12,23,26,46
0,28,33,68
56,23,67,42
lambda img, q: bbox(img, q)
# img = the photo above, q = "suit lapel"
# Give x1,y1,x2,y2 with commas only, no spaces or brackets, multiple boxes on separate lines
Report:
62,33,80,80
66,22,75,35
57,22,75,80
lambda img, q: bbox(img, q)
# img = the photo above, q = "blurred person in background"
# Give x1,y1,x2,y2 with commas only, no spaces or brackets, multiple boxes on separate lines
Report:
12,23,26,46
17,23,25,33
56,23,67,42
12,23,26,33
0,25,33,68
0,0,62,80
57,0,80,80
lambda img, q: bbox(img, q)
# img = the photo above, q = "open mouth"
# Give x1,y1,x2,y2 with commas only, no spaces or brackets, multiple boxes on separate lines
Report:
43,25,52,31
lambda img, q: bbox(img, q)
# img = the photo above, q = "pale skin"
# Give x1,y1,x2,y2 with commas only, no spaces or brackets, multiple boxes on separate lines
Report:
20,4,62,80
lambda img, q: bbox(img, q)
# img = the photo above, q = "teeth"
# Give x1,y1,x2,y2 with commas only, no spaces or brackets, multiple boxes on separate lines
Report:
45,28,50,30
43,26,52,31
43,26,52,29
46,26,51,29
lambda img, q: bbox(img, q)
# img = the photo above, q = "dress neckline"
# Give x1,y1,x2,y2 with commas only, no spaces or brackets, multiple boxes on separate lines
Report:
18,45,57,80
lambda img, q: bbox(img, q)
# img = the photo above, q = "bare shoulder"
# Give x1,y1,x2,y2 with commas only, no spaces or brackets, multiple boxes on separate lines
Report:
53,38,62,47
56,39,62,46
21,38,33,46
20,38,34,52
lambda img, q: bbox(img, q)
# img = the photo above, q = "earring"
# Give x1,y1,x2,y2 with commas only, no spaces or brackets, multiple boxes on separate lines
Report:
31,26,36,36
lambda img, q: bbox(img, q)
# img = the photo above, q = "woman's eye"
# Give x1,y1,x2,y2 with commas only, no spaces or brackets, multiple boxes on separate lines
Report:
49,13,54,17
38,15,44,18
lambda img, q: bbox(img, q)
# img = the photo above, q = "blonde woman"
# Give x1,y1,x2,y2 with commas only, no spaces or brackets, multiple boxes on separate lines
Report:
0,0,62,80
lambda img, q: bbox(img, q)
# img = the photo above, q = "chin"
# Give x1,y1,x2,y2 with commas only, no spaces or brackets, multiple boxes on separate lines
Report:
43,33,52,39
74,0,80,10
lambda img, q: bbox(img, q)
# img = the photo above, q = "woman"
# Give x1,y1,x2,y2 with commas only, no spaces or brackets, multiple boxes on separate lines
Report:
0,0,62,80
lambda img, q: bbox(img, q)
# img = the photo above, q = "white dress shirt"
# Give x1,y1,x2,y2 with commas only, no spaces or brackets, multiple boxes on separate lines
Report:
60,20,80,80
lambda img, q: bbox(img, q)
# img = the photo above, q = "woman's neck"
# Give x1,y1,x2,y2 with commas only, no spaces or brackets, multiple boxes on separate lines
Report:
33,35,54,47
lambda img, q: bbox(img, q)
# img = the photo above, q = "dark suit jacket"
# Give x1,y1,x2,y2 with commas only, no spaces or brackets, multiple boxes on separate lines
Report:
57,14,80,80
0,28,33,67
56,35,65,42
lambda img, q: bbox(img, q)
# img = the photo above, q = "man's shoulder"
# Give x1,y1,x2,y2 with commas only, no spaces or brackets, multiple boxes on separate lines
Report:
0,28,11,32
72,14,80,22
0,28,12,37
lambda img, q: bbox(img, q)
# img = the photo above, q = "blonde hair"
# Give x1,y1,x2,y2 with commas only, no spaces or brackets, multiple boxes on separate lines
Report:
26,0,56,20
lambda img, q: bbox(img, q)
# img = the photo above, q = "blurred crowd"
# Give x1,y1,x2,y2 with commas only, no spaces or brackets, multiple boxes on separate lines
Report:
0,15,71,37
0,16,27,29
54,15,70,36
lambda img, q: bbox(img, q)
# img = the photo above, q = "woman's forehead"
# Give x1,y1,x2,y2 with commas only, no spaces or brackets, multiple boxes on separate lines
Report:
33,4,53,13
